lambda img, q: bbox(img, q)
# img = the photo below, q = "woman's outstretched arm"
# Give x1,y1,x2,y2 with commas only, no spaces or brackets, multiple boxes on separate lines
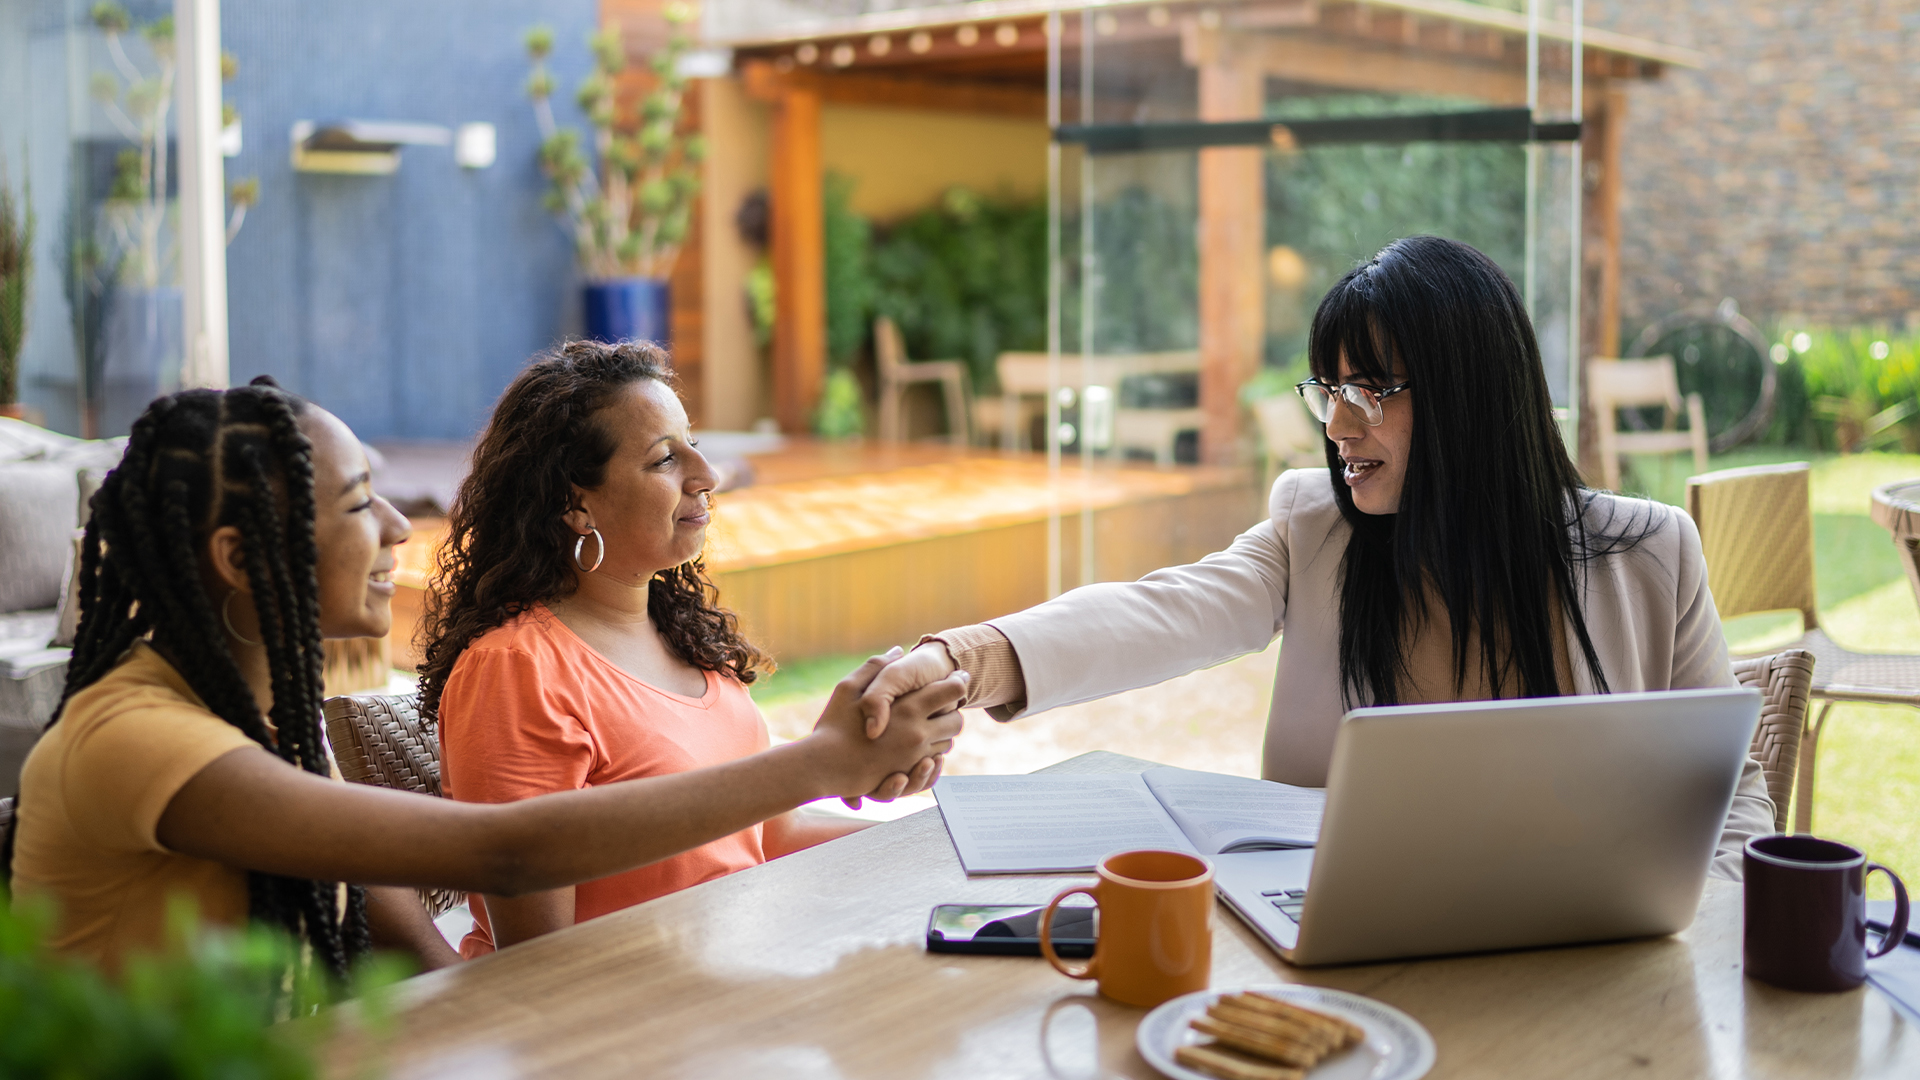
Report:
154,658,966,897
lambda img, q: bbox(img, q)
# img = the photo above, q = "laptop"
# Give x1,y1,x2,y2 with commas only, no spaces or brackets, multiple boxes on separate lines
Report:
1215,688,1761,967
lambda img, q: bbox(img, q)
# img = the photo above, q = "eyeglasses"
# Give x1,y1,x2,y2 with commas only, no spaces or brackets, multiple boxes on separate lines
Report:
1294,379,1413,427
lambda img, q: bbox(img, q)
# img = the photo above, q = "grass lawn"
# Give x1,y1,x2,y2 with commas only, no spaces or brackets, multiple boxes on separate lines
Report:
754,450,1920,893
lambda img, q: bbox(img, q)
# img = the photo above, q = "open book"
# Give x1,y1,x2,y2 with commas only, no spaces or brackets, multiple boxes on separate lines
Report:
933,767,1327,875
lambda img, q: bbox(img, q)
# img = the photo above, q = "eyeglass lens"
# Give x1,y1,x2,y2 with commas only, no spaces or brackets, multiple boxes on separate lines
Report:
1299,383,1383,426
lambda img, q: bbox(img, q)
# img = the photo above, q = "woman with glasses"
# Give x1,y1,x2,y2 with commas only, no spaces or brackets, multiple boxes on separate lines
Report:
857,235,1772,879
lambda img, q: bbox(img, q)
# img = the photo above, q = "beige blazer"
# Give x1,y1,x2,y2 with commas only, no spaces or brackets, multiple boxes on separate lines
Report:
989,467,1775,879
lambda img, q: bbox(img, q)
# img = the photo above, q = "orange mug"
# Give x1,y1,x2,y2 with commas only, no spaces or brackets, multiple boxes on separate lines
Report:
1039,849,1214,1008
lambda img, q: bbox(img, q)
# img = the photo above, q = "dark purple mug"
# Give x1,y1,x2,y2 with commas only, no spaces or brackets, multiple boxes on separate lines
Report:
1745,835,1911,992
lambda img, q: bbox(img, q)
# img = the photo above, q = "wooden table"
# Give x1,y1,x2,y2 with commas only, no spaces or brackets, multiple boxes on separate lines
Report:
336,752,1920,1079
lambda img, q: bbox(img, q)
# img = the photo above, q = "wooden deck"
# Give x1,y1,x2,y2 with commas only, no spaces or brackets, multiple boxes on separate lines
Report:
386,442,1263,669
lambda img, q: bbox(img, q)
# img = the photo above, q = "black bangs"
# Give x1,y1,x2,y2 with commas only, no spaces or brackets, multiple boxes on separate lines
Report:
1308,262,1399,386
1309,235,1646,711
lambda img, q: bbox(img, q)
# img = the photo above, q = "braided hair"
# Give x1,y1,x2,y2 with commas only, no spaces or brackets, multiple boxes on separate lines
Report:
417,339,770,723
2,377,369,978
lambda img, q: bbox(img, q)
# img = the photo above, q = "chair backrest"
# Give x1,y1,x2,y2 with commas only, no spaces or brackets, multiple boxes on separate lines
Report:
1589,357,1684,418
0,795,12,836
322,691,463,918
1685,462,1819,628
1730,648,1815,834
1252,394,1321,463
874,316,907,378
995,351,1202,396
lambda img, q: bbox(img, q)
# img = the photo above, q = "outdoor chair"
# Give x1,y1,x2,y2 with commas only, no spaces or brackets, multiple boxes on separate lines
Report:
1687,462,1920,833
1252,394,1326,493
1730,648,1816,834
1590,357,1707,492
1,795,11,836
322,691,463,919
875,316,971,445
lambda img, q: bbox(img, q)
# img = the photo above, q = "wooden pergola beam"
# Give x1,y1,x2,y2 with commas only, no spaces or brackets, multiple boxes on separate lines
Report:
1194,34,1266,466
1238,31,1530,102
747,62,828,435
747,62,1045,119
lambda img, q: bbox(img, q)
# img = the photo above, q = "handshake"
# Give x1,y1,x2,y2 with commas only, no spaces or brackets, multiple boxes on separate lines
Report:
803,641,967,808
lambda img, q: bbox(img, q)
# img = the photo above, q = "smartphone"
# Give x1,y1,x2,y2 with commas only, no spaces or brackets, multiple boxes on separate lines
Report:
926,903,1098,957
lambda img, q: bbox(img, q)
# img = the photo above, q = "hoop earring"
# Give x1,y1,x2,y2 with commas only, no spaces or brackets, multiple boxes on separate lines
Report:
573,528,607,574
222,590,261,647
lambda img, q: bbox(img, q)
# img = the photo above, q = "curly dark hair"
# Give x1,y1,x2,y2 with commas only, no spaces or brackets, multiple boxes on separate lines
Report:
417,339,770,722
2,377,371,979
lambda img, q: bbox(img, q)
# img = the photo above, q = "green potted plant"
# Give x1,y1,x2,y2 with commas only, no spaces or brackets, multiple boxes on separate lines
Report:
0,893,408,1077
524,4,704,344
0,154,32,421
87,2,253,434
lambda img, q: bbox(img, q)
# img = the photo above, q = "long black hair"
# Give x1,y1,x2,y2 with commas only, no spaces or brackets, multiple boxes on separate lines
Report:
1312,236,1637,707
3,377,369,977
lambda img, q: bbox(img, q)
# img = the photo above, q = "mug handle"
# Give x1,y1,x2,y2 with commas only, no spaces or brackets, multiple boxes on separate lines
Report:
1040,886,1099,980
1866,863,1911,961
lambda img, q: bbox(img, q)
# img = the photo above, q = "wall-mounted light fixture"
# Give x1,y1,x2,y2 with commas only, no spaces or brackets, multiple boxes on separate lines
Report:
454,123,496,169
290,120,453,174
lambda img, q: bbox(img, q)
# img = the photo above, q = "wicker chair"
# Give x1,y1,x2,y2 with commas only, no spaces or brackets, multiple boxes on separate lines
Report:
0,795,12,836
1730,649,1815,834
322,691,463,918
1687,462,1920,834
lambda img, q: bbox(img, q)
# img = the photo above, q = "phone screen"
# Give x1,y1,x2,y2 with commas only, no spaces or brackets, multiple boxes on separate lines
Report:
926,904,1098,957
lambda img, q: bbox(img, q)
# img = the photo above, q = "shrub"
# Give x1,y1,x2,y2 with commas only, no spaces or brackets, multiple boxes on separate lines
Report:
0,892,408,1077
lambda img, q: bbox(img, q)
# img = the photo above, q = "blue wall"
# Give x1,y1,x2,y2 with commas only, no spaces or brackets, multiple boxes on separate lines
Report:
222,0,596,440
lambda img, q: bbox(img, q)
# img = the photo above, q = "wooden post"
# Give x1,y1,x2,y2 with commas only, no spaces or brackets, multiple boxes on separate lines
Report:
1577,79,1624,478
770,84,825,435
1196,33,1265,466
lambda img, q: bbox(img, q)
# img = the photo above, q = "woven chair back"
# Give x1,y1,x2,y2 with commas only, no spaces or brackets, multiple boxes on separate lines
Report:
0,795,11,835
1730,648,1814,834
1686,462,1819,628
322,692,463,918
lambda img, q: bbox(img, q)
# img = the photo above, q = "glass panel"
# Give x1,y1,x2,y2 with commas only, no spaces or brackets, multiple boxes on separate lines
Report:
0,0,184,436
1049,0,1585,590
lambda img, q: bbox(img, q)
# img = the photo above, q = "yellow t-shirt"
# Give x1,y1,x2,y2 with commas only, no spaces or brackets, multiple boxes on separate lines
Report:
12,642,264,971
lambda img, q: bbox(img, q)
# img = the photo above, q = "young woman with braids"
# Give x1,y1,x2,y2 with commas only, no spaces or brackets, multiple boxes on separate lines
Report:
419,340,938,957
856,236,1775,881
5,378,966,976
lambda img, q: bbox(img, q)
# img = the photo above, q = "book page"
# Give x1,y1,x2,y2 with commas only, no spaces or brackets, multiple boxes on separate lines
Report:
933,774,1199,874
1141,766,1325,854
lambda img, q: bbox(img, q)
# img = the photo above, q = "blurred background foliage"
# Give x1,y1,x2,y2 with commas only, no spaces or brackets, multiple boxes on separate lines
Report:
0,892,410,1078
823,179,1046,397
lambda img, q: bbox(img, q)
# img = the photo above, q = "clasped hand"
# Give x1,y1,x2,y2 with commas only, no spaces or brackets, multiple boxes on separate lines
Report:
813,645,966,807
828,643,961,808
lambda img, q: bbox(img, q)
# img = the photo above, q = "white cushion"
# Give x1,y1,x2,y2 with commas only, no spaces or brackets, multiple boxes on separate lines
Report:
0,463,80,613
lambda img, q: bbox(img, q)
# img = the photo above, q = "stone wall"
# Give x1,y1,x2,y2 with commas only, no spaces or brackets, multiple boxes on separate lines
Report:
1587,0,1920,332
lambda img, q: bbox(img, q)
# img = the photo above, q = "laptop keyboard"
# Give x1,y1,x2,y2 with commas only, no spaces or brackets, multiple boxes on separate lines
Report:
1261,888,1307,923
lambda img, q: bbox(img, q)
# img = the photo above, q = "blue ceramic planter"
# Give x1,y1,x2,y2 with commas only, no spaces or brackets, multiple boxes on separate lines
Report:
583,277,671,346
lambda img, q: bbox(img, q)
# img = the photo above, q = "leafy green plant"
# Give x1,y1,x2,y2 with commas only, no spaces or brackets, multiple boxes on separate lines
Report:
1071,185,1199,358
1781,327,1920,452
0,892,410,1078
813,366,865,440
0,154,32,407
870,187,1047,394
88,2,252,287
524,6,704,280
823,172,873,369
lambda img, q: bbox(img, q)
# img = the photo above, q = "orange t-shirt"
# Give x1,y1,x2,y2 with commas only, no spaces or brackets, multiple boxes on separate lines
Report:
437,605,769,958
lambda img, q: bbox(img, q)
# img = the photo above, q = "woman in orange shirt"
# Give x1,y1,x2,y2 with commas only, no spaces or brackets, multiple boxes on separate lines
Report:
6,378,963,977
420,340,912,956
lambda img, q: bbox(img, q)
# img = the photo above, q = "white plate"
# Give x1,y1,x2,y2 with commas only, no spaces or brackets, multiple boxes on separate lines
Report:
1137,984,1436,1080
